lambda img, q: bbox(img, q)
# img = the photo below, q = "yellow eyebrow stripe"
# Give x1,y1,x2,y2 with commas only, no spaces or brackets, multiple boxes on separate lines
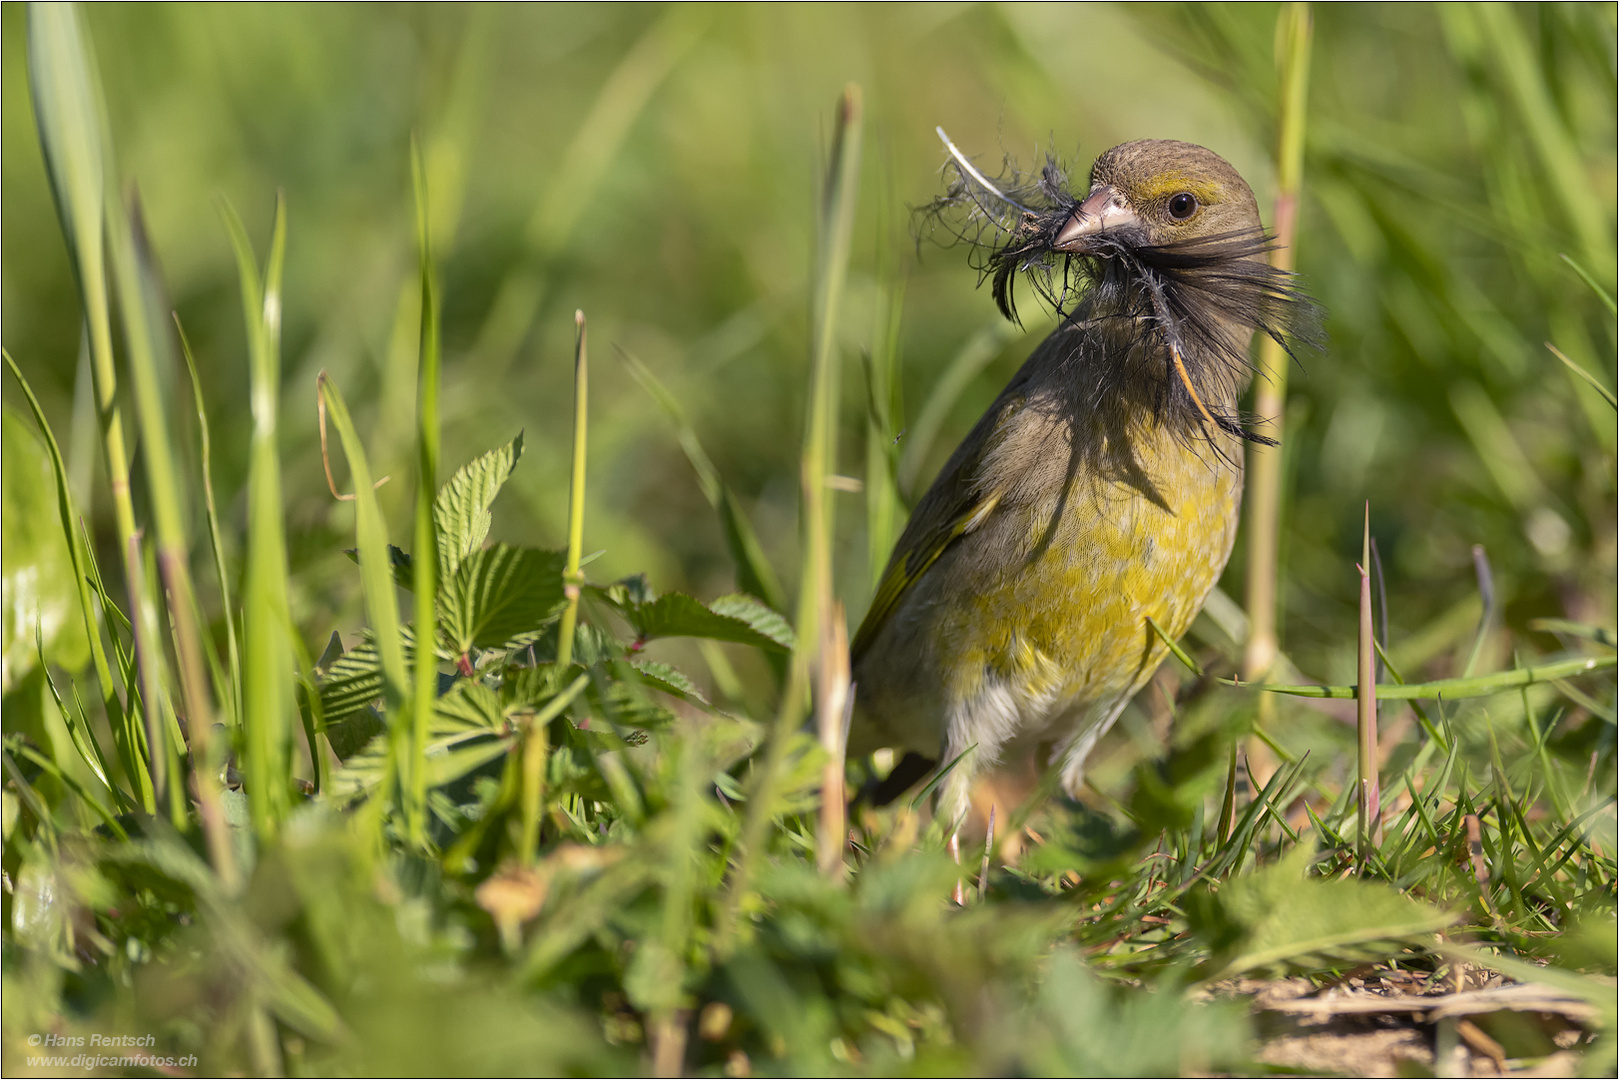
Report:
1133,176,1221,207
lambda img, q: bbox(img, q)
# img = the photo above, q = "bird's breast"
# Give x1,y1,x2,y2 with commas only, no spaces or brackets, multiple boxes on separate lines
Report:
944,415,1243,711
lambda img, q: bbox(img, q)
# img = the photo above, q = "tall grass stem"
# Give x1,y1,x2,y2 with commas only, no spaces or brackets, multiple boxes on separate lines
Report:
722,85,862,945
1357,501,1382,859
1242,0,1313,788
863,153,906,587
556,311,589,670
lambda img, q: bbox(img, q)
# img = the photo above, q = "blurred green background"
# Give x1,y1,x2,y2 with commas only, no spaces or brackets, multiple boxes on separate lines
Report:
4,3,1614,702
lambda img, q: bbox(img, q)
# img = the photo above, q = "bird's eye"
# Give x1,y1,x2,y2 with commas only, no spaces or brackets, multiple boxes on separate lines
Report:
1167,192,1198,220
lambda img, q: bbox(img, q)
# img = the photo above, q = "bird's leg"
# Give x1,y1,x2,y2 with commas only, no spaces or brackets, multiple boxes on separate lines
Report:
939,755,973,905
1053,698,1131,800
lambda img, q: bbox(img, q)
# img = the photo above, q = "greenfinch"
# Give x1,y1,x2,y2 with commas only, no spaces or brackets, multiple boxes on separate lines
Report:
849,139,1313,830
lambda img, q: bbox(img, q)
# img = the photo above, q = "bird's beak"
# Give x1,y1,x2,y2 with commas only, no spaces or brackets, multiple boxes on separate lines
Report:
1051,185,1138,253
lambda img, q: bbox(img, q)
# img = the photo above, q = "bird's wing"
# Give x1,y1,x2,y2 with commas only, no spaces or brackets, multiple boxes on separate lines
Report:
850,489,1002,659
850,392,1027,661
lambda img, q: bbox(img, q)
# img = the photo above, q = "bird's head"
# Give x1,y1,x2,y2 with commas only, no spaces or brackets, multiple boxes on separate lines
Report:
1052,139,1262,256
924,135,1320,444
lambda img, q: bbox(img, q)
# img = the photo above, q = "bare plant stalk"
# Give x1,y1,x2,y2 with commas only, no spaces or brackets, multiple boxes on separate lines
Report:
649,1014,688,1079
1357,501,1382,859
1243,1,1314,788
1463,544,1495,677
161,556,235,879
816,602,850,878
556,311,589,670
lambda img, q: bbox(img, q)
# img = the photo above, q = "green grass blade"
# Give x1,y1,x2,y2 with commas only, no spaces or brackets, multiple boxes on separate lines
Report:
7,739,126,841
1546,342,1617,409
864,155,906,588
35,623,120,811
3,349,148,808
27,1,158,816
1557,253,1617,314
1249,654,1614,699
317,374,408,716
283,612,332,797
1473,4,1613,278
909,743,976,810
1148,616,1205,677
222,193,297,839
175,315,242,725
1241,2,1312,791
1526,617,1616,648
408,139,442,846
620,349,786,613
111,188,234,860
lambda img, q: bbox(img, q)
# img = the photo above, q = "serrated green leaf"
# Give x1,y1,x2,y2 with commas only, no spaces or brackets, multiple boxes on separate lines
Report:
324,707,385,763
434,433,523,580
440,544,567,656
435,681,506,732
1191,848,1457,979
708,593,795,650
314,630,345,672
422,735,513,788
588,678,674,732
598,572,655,607
616,591,791,652
343,544,414,590
320,644,385,728
629,659,709,706
318,626,427,727
325,732,389,801
528,622,622,668
329,720,514,799
502,664,583,712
